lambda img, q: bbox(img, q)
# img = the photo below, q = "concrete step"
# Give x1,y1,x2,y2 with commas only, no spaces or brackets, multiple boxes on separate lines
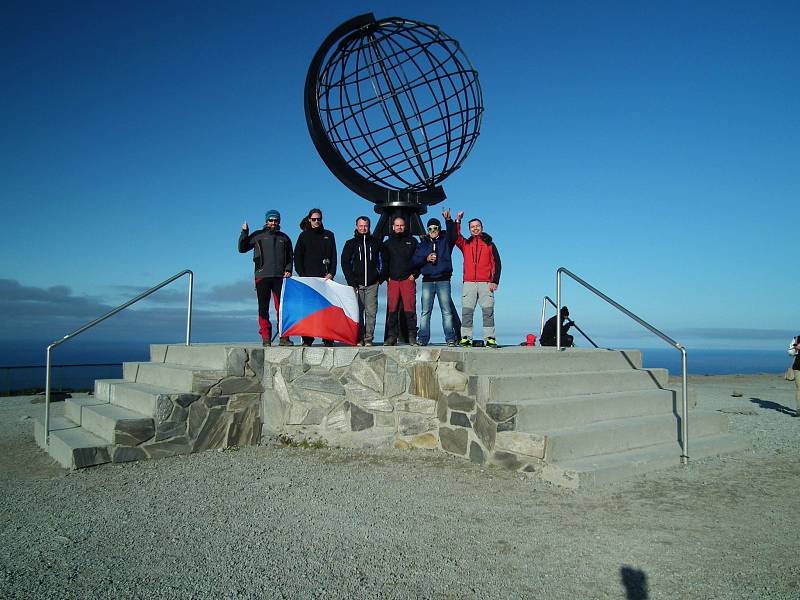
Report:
442,348,643,375
507,389,677,432
65,395,109,423
478,368,668,403
95,379,182,415
34,415,111,469
539,433,750,489
77,403,154,445
542,410,729,462
123,362,224,393
150,343,234,370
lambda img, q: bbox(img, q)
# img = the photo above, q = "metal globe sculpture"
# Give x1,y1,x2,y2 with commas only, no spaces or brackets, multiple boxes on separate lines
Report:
305,14,483,235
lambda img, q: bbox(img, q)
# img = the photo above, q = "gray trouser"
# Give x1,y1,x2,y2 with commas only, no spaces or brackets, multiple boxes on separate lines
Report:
356,283,378,343
461,281,495,339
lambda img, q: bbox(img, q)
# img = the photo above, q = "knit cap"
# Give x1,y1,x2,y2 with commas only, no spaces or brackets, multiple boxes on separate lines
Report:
265,209,281,222
426,217,442,228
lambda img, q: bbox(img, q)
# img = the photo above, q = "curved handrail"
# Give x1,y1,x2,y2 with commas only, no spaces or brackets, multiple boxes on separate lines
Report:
556,267,689,464
43,269,193,445
539,295,598,348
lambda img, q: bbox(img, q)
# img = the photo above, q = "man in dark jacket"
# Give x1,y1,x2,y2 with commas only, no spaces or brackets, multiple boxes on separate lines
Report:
411,211,457,346
341,215,382,346
294,208,337,346
238,209,294,346
454,211,502,348
540,306,575,347
381,216,419,346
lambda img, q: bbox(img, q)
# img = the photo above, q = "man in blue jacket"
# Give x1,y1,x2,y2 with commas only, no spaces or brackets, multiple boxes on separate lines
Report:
412,210,458,346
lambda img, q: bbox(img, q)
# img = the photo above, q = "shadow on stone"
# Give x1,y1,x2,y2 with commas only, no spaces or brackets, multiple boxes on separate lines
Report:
749,397,796,417
619,565,649,600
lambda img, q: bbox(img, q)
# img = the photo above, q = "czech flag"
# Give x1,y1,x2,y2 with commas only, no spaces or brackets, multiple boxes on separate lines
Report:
279,277,359,345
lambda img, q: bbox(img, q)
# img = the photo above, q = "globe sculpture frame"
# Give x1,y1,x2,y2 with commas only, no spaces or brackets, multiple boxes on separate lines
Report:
304,13,483,236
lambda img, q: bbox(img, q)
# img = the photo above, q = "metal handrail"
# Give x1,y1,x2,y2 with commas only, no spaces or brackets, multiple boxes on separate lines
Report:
43,269,193,444
556,267,689,464
539,296,598,348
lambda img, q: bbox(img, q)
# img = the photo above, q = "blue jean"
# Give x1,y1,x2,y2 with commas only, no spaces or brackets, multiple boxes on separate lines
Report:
418,280,456,344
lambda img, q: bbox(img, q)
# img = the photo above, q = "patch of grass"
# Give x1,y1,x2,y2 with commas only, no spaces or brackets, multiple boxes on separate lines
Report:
276,434,327,449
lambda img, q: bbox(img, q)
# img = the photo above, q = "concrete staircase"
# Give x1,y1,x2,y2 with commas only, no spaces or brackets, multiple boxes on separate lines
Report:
34,344,261,469
440,347,747,487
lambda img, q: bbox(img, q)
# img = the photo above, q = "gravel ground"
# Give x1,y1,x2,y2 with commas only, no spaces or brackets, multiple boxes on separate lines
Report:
1,374,798,599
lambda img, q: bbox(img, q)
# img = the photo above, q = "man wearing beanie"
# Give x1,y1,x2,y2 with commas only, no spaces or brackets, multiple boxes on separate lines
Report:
411,210,459,346
381,216,419,346
238,210,294,346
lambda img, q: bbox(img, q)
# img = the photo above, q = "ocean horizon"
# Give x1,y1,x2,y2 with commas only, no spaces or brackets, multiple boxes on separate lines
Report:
0,340,789,395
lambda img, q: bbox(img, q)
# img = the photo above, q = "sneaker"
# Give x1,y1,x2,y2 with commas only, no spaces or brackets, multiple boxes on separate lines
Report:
447,340,456,347
408,339,418,346
458,337,472,347
417,340,428,346
486,337,498,349
278,338,294,347
364,341,374,347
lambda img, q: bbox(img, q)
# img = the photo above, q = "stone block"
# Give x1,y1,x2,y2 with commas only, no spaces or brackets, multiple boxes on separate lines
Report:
287,403,311,425
394,438,411,450
486,403,518,423
301,407,326,425
439,427,468,456
437,397,448,423
398,413,437,436
345,384,393,412
449,412,471,428
112,446,147,463
375,412,395,428
495,431,546,459
445,393,475,412
325,403,350,433
261,389,289,436
156,396,173,423
288,388,342,411
350,404,375,431
303,347,328,366
265,347,296,364
249,348,265,381
384,370,406,398
168,404,188,424
204,395,229,408
173,393,200,409
193,407,231,451
474,406,496,450
468,376,479,397
115,419,155,446
469,442,485,465
497,417,515,432
227,405,261,446
411,433,438,449
348,356,385,392
155,420,187,441
409,362,438,400
145,436,192,459
280,364,308,383
294,368,345,395
437,362,468,393
188,402,209,439
211,377,261,396
395,395,436,415
227,393,260,412
226,348,247,377
73,447,111,469
150,345,167,363
333,348,359,368
385,357,399,373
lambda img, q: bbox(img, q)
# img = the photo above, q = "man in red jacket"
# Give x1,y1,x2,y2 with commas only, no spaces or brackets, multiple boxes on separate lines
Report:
454,211,502,348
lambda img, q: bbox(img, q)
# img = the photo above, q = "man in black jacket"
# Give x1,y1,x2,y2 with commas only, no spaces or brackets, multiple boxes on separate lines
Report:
238,209,294,346
381,216,420,346
341,215,382,346
540,306,575,347
294,208,337,346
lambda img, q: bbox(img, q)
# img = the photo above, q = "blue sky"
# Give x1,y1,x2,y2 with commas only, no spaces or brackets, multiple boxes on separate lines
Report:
1,0,798,357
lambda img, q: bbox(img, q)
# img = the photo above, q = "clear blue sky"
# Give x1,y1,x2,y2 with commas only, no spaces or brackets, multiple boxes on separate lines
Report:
1,0,797,355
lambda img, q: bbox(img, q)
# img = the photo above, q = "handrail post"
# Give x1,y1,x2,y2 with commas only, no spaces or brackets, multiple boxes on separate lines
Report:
556,270,562,350
680,346,689,464
186,271,193,346
44,344,53,445
539,297,547,338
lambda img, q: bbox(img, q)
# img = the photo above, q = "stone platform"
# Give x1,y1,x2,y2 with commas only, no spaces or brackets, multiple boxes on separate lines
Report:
34,343,748,487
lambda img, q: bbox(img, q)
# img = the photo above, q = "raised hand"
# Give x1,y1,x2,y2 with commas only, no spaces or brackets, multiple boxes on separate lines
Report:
441,208,451,220
242,221,249,231
456,211,464,222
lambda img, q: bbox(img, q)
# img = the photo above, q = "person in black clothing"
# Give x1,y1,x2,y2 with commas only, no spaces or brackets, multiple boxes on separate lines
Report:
341,215,383,346
238,209,294,346
294,208,337,346
540,306,575,347
381,217,420,346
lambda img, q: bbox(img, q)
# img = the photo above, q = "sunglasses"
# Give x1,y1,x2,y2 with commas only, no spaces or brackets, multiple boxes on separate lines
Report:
267,218,280,223
427,225,440,230
309,217,321,222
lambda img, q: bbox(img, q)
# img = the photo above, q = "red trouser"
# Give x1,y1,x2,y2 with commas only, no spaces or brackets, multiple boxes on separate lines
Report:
386,278,417,342
255,277,283,342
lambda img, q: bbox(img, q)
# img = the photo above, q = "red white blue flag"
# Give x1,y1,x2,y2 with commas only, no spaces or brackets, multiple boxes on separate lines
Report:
279,277,359,345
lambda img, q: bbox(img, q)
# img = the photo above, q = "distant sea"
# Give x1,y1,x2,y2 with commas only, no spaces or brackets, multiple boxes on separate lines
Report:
0,342,789,394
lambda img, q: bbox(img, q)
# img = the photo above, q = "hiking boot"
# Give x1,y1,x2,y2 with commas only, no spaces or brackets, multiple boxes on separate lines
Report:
278,337,294,346
364,341,374,347
447,340,456,347
486,337,498,349
416,340,428,346
458,337,472,347
262,339,271,347
384,339,397,346
323,340,334,347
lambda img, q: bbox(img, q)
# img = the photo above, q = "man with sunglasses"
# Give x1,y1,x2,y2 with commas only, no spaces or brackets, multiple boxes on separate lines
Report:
381,216,420,346
238,210,294,346
411,211,458,346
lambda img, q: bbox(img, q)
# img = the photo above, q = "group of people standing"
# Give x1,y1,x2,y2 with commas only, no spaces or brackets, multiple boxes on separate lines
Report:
238,207,501,348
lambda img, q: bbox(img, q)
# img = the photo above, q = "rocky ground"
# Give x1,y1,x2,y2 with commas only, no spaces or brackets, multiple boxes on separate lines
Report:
1,374,798,599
